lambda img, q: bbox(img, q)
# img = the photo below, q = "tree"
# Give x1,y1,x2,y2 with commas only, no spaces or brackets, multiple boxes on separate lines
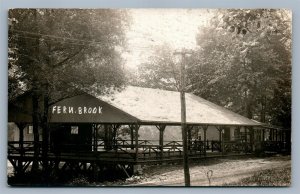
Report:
9,9,129,98
191,9,291,127
8,9,130,173
135,9,291,128
134,45,180,91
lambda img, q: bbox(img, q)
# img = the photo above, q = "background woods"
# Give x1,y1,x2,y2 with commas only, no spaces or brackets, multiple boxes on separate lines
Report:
135,9,291,129
9,9,129,100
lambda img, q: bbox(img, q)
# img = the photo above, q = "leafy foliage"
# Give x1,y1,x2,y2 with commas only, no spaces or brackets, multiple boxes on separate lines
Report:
133,45,180,91
135,9,291,128
8,9,129,102
192,9,291,126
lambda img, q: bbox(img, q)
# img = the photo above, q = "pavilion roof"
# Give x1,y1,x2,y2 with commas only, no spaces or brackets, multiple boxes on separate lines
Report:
9,86,262,126
95,86,261,126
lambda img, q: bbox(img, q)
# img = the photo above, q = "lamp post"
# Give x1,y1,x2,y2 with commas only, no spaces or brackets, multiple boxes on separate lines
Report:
174,49,192,186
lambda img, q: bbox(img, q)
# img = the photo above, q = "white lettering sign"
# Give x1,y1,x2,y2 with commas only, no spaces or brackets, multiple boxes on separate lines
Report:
52,106,103,115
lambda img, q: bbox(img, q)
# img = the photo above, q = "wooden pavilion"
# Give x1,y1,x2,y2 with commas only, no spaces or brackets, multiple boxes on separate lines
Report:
8,86,291,176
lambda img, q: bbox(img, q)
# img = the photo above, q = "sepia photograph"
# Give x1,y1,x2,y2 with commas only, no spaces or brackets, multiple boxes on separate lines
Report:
7,8,291,186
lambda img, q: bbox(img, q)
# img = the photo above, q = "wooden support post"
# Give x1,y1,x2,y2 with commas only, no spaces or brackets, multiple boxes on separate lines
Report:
249,127,254,152
93,124,98,152
236,126,241,140
244,127,248,142
16,123,25,175
216,126,223,153
249,127,253,143
112,124,121,149
31,89,40,172
104,125,108,149
135,124,140,162
16,123,25,157
156,125,166,160
129,125,134,150
92,162,98,180
109,125,112,148
103,124,114,150
271,129,274,141
187,126,193,151
202,125,208,156
256,128,260,141
278,130,281,142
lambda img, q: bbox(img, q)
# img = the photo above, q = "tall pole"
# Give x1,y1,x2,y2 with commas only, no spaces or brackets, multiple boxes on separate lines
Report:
174,49,192,186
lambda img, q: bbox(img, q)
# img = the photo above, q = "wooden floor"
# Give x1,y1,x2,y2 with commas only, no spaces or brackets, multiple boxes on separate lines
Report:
7,139,289,173
8,146,248,165
8,150,249,167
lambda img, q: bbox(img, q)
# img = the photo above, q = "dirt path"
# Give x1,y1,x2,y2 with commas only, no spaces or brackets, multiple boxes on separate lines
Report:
127,155,291,186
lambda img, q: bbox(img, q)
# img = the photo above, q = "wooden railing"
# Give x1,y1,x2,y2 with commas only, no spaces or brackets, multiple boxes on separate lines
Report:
8,139,289,163
8,141,40,156
223,141,252,153
261,141,289,153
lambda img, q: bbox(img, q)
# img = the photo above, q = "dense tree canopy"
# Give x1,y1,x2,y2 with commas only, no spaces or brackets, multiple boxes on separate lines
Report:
9,9,129,102
135,45,180,91
135,9,291,128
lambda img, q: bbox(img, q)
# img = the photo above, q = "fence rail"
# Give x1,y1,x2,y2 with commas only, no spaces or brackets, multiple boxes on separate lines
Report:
8,139,289,163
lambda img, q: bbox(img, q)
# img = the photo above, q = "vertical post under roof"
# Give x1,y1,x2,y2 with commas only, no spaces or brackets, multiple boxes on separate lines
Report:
156,125,166,160
16,123,25,157
135,124,140,162
112,124,121,149
92,124,97,152
216,126,224,153
249,127,254,152
129,124,134,150
16,123,26,175
187,126,193,151
202,125,208,156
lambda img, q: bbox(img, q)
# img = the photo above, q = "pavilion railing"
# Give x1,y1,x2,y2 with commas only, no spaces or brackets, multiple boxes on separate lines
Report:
261,141,289,153
8,141,41,156
223,141,252,153
8,139,289,163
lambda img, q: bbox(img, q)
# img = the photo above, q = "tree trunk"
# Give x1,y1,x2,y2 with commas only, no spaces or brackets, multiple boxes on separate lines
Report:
260,95,266,123
31,9,40,173
246,100,253,119
42,93,49,177
31,90,40,172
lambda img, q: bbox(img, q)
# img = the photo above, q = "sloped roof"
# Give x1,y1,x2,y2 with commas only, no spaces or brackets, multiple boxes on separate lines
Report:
97,86,260,126
9,86,261,126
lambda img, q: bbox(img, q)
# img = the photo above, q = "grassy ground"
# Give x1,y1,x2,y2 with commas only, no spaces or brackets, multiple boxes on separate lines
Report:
224,166,291,186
